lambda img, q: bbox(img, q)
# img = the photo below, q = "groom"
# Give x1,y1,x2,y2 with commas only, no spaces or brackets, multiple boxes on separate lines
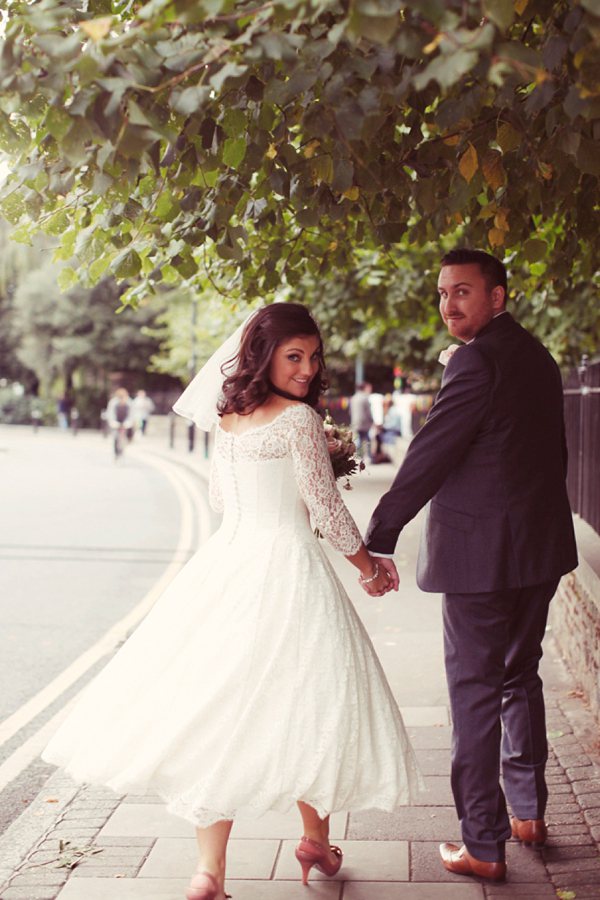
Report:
365,249,578,880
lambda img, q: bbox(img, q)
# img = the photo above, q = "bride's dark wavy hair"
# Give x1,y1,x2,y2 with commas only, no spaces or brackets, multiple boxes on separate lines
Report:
218,303,328,416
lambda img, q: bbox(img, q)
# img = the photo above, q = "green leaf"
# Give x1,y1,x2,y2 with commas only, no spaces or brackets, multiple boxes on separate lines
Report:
483,150,504,190
92,171,114,196
6,224,31,246
413,48,479,91
53,229,77,261
209,62,248,93
331,158,354,193
350,13,398,44
169,85,212,116
336,101,364,141
256,32,297,61
216,239,243,262
74,226,105,264
161,263,180,283
222,108,247,139
558,130,580,158
19,159,44,181
311,156,334,185
45,107,72,142
223,138,246,169
89,256,112,281
523,238,548,263
57,266,77,291
459,143,479,183
578,139,600,176
121,199,144,222
377,223,406,243
43,209,70,237
112,248,142,278
296,207,320,227
414,178,437,214
127,100,153,128
155,191,177,219
202,169,218,188
483,0,515,30
497,123,521,153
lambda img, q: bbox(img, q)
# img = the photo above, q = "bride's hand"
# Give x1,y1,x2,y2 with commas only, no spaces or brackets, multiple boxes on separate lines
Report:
358,562,391,597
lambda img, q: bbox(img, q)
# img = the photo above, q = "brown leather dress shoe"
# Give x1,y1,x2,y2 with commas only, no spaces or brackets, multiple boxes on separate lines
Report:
511,816,547,847
440,843,507,882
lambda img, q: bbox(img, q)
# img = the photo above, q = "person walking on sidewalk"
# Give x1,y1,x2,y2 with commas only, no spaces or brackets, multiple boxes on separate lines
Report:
132,388,155,436
350,381,374,459
364,249,578,882
43,304,422,900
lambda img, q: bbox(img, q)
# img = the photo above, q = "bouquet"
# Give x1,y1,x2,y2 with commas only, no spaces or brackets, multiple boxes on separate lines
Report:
323,413,365,487
315,413,366,538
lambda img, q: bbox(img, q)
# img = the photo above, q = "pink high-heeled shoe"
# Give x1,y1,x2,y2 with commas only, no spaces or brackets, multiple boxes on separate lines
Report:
184,871,231,900
295,836,343,885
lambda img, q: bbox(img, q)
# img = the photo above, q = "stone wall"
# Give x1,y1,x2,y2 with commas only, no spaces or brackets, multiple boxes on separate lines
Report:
550,517,600,723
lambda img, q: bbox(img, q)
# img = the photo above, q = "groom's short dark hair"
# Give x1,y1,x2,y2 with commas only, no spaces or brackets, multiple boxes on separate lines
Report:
441,249,507,296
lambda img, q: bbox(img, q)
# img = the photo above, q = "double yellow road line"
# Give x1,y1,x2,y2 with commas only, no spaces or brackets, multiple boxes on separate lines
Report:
0,449,211,793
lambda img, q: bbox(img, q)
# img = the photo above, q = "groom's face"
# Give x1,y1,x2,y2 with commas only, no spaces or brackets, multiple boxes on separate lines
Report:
438,263,505,343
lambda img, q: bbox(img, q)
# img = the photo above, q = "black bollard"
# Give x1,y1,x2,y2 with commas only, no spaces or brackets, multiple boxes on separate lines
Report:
188,421,195,452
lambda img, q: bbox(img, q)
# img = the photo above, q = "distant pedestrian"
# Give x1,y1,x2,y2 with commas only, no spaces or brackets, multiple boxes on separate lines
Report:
132,390,155,436
57,394,72,430
381,396,402,461
106,388,134,443
393,385,416,440
349,382,373,459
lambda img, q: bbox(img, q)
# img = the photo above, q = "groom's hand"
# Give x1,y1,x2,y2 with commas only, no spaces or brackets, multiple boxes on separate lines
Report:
373,557,399,591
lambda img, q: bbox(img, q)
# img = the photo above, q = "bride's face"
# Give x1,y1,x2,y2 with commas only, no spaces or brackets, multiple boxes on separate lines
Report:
269,334,321,398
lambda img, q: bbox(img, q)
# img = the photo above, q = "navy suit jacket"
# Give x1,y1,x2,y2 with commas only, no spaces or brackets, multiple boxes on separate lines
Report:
365,313,578,593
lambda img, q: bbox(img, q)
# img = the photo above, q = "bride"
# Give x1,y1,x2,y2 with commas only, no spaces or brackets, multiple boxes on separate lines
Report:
43,303,421,900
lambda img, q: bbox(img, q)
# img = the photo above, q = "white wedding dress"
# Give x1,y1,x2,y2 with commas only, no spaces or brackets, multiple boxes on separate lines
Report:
43,403,422,827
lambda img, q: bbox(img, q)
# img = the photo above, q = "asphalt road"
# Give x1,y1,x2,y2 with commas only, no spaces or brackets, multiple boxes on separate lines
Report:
0,425,206,836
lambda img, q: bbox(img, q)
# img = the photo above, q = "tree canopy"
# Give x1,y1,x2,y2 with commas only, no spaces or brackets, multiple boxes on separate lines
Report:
13,260,164,395
1,0,600,366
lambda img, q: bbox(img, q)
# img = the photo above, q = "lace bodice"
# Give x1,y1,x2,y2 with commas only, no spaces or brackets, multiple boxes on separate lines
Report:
209,404,362,555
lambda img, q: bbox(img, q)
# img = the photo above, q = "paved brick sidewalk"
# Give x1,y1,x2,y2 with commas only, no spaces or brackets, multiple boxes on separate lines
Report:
1,437,599,899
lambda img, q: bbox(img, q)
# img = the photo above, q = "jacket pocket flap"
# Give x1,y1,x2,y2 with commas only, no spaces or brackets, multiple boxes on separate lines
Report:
430,502,475,534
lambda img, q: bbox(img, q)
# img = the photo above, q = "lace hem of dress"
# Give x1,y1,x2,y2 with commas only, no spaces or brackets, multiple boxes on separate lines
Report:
165,786,416,829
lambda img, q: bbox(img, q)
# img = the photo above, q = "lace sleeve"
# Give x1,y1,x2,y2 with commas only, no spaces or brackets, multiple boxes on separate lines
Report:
287,405,362,555
208,452,224,513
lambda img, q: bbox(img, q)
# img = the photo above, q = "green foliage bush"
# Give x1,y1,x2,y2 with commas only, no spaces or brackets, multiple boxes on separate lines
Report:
0,389,55,425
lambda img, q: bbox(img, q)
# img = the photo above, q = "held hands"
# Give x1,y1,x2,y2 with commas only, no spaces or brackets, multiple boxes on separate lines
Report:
375,557,400,591
358,556,399,597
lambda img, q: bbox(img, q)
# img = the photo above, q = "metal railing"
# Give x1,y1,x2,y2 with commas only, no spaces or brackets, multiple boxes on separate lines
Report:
564,357,600,536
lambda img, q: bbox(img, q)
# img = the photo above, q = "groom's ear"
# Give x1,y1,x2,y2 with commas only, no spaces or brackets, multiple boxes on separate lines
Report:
492,285,505,312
